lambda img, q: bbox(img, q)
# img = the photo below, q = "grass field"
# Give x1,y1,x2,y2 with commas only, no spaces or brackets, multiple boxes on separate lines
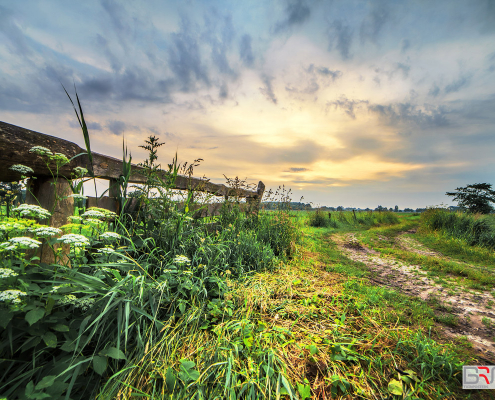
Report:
2,162,495,399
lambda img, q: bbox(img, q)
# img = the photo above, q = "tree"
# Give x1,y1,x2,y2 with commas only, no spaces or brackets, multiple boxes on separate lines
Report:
394,205,399,212
446,183,495,214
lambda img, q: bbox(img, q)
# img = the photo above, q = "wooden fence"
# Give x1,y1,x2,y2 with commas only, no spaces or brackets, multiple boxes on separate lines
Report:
0,121,265,227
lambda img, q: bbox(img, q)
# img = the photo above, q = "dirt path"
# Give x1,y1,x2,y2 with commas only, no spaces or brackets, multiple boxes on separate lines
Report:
332,233,495,361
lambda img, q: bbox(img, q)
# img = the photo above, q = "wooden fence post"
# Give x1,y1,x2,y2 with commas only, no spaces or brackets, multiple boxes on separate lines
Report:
25,176,73,263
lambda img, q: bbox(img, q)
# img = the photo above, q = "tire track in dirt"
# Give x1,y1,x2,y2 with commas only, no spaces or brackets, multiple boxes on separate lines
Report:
332,233,495,361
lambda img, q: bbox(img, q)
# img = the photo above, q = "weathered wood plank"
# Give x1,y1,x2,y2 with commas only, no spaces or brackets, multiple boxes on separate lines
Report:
0,121,258,198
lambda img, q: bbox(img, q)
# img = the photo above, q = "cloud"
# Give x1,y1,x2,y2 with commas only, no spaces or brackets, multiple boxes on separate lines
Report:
395,62,410,79
274,0,311,33
327,97,369,119
259,75,277,104
239,34,254,67
315,66,343,81
168,17,210,92
359,1,390,44
0,6,33,58
444,73,473,93
69,120,102,131
328,19,353,60
428,84,440,97
400,38,410,53
203,12,236,78
287,167,310,172
106,120,127,135
368,102,449,128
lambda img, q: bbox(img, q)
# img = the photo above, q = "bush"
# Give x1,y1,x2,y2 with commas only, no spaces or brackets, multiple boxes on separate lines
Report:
420,208,495,248
308,209,328,227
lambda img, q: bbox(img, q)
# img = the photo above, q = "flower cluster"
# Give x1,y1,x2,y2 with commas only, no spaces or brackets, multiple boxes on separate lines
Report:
34,226,62,238
97,247,116,254
174,255,191,265
83,218,104,226
72,166,88,177
58,294,95,310
1,237,42,251
29,146,53,156
51,153,69,164
13,204,52,220
0,268,18,278
0,289,27,304
100,232,121,241
9,164,34,175
58,234,90,248
81,210,105,219
69,194,88,200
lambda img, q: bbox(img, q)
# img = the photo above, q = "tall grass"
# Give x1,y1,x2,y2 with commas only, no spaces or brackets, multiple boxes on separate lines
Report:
420,208,495,248
308,209,399,229
0,128,300,399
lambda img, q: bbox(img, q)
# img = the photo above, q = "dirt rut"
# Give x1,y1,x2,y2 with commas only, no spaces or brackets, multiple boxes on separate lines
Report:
332,233,495,361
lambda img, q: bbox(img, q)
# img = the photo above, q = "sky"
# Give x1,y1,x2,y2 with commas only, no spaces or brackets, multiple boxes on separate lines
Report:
1,0,494,209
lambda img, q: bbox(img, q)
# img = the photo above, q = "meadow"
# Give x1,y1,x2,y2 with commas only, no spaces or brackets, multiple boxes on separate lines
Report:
1,131,494,399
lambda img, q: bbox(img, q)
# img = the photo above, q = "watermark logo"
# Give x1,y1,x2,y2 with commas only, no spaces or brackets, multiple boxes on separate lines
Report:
463,366,495,389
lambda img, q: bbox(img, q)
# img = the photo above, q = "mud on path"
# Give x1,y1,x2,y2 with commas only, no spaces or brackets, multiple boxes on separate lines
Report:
332,232,495,361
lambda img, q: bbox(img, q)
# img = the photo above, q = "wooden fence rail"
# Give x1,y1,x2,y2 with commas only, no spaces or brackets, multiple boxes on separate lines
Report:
0,121,265,227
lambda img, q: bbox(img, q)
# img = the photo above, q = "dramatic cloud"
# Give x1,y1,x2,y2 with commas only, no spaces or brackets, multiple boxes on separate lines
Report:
0,0,494,208
328,19,353,60
274,0,311,33
239,34,254,67
259,75,277,104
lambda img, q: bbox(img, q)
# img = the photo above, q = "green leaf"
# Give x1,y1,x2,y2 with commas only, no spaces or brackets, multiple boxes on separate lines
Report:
45,297,55,315
165,368,176,392
52,324,69,332
25,308,45,326
60,340,76,352
93,356,107,375
243,336,254,348
42,331,57,348
25,381,34,397
388,379,403,395
35,375,56,390
0,309,13,329
309,344,318,355
101,347,126,360
280,374,294,399
296,383,311,400
179,360,199,383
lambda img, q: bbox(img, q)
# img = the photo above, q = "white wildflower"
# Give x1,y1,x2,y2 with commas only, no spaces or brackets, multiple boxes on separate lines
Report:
29,146,53,156
59,294,95,310
68,216,83,223
6,237,42,250
51,153,69,164
69,194,88,200
81,210,105,219
34,226,62,238
83,218,104,225
50,284,71,293
0,268,18,278
13,204,51,220
9,164,34,175
73,167,88,177
58,234,90,247
100,232,121,241
173,255,191,265
97,247,116,254
0,289,27,304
